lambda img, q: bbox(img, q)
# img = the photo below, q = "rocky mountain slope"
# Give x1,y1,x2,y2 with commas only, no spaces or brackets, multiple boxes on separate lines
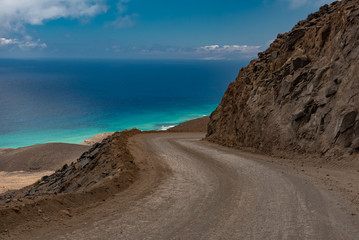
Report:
207,0,359,161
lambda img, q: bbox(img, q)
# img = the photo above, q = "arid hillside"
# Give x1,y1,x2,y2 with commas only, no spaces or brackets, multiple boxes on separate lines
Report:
207,0,359,162
0,143,89,172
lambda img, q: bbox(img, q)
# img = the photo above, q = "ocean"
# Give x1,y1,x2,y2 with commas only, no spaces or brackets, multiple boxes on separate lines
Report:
0,59,246,148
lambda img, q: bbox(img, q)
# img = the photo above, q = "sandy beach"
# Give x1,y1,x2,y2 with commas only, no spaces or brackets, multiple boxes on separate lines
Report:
0,171,54,194
0,133,113,195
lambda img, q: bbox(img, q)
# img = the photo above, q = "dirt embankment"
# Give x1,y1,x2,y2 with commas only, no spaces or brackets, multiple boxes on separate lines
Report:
168,116,209,132
0,130,141,238
207,0,359,164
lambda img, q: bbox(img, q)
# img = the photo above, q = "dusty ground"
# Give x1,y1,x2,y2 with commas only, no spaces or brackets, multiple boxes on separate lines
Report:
0,143,89,172
0,131,113,173
0,171,54,194
0,130,141,239
1,132,358,239
0,133,114,197
167,116,209,132
253,149,359,211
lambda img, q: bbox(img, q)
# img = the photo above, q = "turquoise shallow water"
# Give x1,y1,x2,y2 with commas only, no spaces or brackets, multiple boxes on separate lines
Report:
0,59,246,148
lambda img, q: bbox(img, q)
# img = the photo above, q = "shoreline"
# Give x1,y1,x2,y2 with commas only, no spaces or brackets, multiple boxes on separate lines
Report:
0,117,210,193
0,116,211,150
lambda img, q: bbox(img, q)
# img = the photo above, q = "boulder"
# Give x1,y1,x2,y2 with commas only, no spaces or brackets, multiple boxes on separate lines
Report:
340,111,357,133
292,57,310,71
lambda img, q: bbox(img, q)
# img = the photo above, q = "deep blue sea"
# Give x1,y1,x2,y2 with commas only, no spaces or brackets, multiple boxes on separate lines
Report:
0,59,246,148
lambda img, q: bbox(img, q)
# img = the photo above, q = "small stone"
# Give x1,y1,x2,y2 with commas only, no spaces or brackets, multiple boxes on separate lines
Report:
351,138,359,149
13,206,20,213
80,158,89,168
325,84,338,97
292,56,309,71
317,98,328,107
41,175,49,181
271,51,278,59
101,172,109,178
61,164,68,172
340,111,358,133
293,109,305,121
334,78,342,85
60,209,72,217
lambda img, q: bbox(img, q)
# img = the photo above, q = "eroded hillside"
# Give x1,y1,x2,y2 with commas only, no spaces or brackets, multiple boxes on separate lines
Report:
207,0,359,162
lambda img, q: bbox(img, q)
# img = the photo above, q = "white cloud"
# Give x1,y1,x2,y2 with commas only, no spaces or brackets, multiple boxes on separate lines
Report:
199,44,261,53
0,37,47,49
111,0,137,29
112,14,137,29
109,44,264,60
282,0,336,9
0,0,108,34
0,37,15,46
284,0,308,8
201,57,225,61
0,0,107,51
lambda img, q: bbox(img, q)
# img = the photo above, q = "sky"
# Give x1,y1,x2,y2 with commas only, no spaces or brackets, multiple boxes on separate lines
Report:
0,0,336,60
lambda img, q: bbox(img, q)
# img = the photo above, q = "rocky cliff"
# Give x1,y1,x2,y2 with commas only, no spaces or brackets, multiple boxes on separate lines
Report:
207,0,359,160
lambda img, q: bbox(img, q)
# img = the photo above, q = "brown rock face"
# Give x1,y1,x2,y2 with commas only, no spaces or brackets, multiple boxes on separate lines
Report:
21,130,140,197
207,0,359,159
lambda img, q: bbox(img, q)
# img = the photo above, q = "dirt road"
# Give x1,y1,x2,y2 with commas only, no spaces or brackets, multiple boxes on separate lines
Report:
19,133,359,239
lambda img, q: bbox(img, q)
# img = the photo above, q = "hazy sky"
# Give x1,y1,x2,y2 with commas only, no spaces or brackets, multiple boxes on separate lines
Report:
0,0,335,59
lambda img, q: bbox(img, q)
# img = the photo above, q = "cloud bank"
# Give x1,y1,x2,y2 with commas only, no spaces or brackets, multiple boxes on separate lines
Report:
283,0,337,9
109,44,264,60
0,0,108,50
0,0,108,34
197,44,262,60
0,37,47,50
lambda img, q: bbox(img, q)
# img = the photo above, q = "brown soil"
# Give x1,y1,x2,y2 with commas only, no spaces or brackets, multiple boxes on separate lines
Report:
0,143,89,172
168,116,209,132
0,171,54,195
233,144,359,212
1,133,358,239
0,130,141,239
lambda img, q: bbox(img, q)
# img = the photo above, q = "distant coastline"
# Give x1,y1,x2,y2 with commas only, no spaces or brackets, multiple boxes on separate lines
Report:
0,116,209,193
0,59,243,149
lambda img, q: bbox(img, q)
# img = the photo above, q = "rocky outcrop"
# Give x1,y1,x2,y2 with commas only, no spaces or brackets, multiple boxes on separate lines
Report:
21,130,140,197
0,130,141,237
207,0,359,160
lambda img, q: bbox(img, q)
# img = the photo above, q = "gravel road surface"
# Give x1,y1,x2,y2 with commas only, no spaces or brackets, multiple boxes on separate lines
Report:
21,133,359,239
